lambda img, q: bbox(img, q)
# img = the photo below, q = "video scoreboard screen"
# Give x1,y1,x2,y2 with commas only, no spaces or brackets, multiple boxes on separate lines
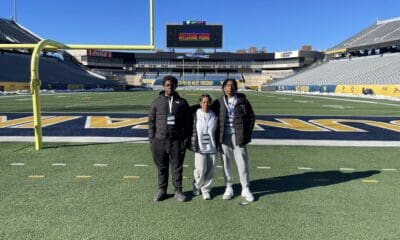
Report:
167,22,222,48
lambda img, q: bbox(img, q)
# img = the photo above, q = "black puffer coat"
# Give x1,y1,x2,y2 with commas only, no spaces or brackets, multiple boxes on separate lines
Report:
211,93,255,147
148,91,191,144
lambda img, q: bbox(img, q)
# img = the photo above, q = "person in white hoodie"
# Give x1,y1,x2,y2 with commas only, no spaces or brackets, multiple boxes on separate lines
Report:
188,94,218,200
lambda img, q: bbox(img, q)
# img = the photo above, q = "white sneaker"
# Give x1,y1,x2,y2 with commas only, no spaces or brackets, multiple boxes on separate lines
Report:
202,192,211,200
222,187,234,200
241,188,254,202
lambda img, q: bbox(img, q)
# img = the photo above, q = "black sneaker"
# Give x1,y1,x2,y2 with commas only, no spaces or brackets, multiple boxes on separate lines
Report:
153,190,167,202
174,191,187,202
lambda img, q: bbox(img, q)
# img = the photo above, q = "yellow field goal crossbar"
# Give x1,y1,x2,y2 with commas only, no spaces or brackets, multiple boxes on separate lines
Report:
0,0,155,150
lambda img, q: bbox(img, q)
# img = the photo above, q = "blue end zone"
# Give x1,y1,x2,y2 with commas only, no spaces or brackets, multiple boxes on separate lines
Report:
1,113,400,142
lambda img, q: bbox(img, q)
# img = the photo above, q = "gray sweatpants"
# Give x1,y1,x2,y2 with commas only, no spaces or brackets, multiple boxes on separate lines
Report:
194,153,216,194
221,133,250,189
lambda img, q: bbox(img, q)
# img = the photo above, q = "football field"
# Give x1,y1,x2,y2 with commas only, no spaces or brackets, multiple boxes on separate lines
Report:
1,91,400,239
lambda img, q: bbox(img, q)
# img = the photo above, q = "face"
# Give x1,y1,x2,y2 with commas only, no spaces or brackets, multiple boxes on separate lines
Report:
223,81,236,96
163,80,176,96
200,96,211,112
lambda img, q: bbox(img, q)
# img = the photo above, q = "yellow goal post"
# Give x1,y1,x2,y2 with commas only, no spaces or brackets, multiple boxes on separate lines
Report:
0,0,155,150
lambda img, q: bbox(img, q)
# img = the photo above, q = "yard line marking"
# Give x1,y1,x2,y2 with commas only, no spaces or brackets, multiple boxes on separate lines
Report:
10,163,25,166
183,176,188,179
134,164,148,167
216,165,223,168
93,164,108,167
382,168,397,171
183,165,189,167
361,179,379,183
257,166,271,169
123,176,140,179
313,179,330,182
340,168,355,171
28,175,45,179
298,167,313,170
52,163,66,166
76,176,92,179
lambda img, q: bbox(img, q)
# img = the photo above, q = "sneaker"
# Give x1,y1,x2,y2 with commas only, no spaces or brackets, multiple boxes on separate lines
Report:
174,191,187,202
222,187,234,200
202,192,211,200
153,190,167,202
241,187,254,202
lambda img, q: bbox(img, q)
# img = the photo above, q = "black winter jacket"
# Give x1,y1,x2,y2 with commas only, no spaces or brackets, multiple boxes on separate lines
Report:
211,93,255,147
148,91,191,144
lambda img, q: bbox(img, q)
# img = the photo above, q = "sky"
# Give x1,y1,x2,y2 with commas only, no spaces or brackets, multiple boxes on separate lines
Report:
1,0,400,52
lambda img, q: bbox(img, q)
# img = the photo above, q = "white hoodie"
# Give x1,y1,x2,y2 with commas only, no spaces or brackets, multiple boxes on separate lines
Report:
196,109,217,154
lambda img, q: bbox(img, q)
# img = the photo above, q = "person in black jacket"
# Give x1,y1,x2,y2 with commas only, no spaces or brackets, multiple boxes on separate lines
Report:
188,94,218,200
212,79,256,202
148,75,191,202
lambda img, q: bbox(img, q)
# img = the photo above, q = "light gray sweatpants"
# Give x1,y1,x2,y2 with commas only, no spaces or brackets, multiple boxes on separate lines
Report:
221,133,250,189
194,153,216,194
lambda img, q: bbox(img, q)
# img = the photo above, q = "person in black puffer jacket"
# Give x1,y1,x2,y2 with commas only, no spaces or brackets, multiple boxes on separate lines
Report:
148,75,191,202
211,79,255,202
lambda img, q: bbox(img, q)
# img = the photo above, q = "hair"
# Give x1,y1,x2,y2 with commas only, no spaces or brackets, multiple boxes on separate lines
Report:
222,78,238,91
162,75,178,87
199,94,212,103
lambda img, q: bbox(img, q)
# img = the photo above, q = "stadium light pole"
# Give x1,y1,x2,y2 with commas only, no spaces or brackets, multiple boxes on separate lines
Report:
13,0,17,22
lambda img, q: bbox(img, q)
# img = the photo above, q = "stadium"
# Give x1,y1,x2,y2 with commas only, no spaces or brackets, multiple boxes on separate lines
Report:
1,1,400,239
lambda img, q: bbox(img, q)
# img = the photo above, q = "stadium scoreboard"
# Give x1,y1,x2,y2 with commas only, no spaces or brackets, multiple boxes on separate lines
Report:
167,21,223,48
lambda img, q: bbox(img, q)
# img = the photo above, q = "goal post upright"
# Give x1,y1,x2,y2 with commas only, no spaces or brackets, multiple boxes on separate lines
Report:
0,0,155,150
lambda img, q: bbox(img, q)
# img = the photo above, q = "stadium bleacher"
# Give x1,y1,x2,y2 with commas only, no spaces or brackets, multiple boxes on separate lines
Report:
0,18,40,43
0,52,119,90
331,17,400,50
269,53,400,86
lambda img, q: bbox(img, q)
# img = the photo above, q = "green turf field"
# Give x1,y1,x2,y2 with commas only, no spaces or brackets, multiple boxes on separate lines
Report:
1,90,400,239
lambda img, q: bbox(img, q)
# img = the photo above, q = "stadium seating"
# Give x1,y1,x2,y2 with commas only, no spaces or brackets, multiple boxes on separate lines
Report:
269,53,400,86
0,52,119,90
0,18,40,43
331,17,400,50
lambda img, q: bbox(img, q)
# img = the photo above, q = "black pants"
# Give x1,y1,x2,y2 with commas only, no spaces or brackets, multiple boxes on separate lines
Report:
151,138,185,192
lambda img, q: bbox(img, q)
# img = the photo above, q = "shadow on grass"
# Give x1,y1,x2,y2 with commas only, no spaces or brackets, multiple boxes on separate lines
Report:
212,170,380,201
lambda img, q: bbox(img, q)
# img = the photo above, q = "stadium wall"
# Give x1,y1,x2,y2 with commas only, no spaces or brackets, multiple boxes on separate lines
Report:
264,84,400,97
0,82,30,91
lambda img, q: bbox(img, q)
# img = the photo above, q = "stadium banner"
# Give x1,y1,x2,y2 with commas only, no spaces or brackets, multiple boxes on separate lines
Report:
87,49,112,58
2,114,400,143
335,85,400,97
274,51,299,59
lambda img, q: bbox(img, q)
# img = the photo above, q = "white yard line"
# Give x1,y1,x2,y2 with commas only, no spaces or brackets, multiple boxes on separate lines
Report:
134,164,149,167
10,163,25,166
298,167,313,170
257,166,271,169
52,163,66,166
93,164,108,167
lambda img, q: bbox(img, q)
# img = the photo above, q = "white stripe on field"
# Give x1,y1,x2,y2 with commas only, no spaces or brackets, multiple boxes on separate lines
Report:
382,168,397,171
257,166,271,169
134,164,148,167
340,168,355,171
93,164,108,167
10,163,25,166
298,167,312,170
183,165,189,167
216,165,223,168
52,163,66,166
